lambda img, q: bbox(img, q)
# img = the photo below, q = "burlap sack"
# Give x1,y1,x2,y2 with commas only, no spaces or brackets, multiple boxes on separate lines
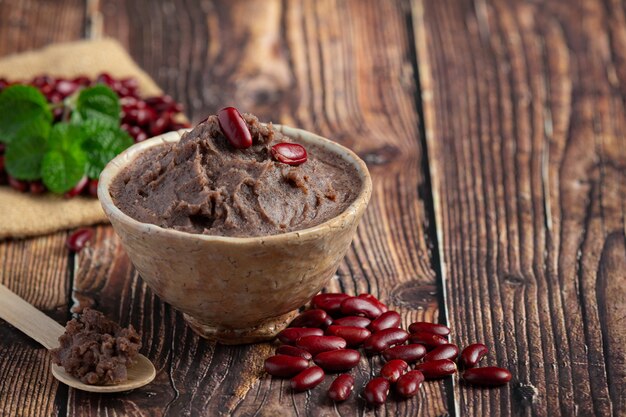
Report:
0,39,165,240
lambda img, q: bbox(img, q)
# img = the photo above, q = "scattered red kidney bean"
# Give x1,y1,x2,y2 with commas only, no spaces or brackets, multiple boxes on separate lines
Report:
380,359,408,383
396,370,425,398
357,294,388,313
311,293,350,315
363,328,409,354
368,311,401,333
313,349,361,372
271,143,308,166
289,309,329,328
217,106,252,149
462,367,512,387
277,327,324,345
290,366,325,391
460,343,489,368
333,316,371,328
8,176,28,192
363,377,390,406
296,335,347,356
88,179,99,197
328,374,354,402
325,325,371,347
276,345,313,360
408,331,449,350
264,355,309,378
423,344,459,362
340,297,382,319
64,175,88,198
265,293,509,405
66,228,93,253
382,343,427,363
408,321,450,336
415,359,457,379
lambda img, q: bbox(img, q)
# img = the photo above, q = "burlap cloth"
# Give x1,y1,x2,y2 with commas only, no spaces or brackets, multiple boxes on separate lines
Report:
0,39,166,240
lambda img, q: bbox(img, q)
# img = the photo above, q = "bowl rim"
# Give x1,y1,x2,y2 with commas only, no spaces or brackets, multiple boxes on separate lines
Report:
98,124,372,243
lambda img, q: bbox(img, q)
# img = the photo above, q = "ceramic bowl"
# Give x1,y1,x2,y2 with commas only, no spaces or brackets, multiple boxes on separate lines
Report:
98,125,372,344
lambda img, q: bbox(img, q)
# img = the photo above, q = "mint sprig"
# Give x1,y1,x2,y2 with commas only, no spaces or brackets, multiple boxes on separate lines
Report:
0,84,133,194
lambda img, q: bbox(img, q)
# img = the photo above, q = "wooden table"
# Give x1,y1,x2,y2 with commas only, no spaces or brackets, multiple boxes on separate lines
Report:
1,1,624,416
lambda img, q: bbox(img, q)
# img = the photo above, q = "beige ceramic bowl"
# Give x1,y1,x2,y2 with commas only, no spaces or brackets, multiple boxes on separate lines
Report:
98,125,372,344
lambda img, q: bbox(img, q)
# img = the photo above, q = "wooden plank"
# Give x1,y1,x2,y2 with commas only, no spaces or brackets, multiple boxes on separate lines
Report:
0,234,70,417
0,1,86,416
73,0,446,415
414,0,626,415
0,0,85,58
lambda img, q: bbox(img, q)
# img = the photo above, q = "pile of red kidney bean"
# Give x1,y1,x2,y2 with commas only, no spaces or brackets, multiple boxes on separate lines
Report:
265,293,511,406
0,74,189,197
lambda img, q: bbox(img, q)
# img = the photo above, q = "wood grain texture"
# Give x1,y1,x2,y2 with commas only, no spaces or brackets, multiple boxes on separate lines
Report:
414,0,626,416
0,234,69,417
0,0,85,58
87,0,444,416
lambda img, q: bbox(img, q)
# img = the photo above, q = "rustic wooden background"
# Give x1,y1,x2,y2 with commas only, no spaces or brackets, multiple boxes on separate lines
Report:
0,0,624,416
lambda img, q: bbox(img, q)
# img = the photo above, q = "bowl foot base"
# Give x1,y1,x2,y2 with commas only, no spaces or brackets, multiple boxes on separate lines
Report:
183,310,299,345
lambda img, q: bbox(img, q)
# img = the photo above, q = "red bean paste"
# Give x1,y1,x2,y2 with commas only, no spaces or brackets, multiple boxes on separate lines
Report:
110,114,360,237
51,309,141,385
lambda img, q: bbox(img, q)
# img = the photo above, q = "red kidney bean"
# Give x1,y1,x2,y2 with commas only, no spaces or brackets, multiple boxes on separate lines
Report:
333,316,371,328
8,176,28,192
462,367,512,387
311,293,350,314
278,327,324,345
289,309,329,328
328,374,354,402
357,294,388,313
368,311,401,333
88,179,99,197
408,331,449,350
396,370,425,398
340,297,382,319
64,176,88,198
408,321,450,336
380,359,408,383
415,359,457,379
382,344,427,363
313,349,360,372
424,344,460,362
275,345,312,360
264,355,309,378
460,343,489,368
296,335,347,356
0,154,4,171
363,328,409,354
325,325,371,347
217,106,252,149
29,181,46,194
66,228,93,253
290,366,325,391
271,143,308,166
363,377,390,406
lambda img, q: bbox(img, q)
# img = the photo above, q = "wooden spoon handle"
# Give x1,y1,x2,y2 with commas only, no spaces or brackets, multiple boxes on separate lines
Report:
0,284,65,350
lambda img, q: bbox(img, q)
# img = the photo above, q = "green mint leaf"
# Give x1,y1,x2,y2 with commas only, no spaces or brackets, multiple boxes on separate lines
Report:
48,122,88,152
4,122,50,180
0,85,52,144
81,121,133,179
41,149,86,194
73,85,120,126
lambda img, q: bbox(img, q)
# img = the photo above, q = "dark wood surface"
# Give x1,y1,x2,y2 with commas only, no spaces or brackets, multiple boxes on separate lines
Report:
0,0,623,416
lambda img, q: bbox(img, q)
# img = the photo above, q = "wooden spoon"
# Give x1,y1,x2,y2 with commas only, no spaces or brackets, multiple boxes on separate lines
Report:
0,284,155,393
